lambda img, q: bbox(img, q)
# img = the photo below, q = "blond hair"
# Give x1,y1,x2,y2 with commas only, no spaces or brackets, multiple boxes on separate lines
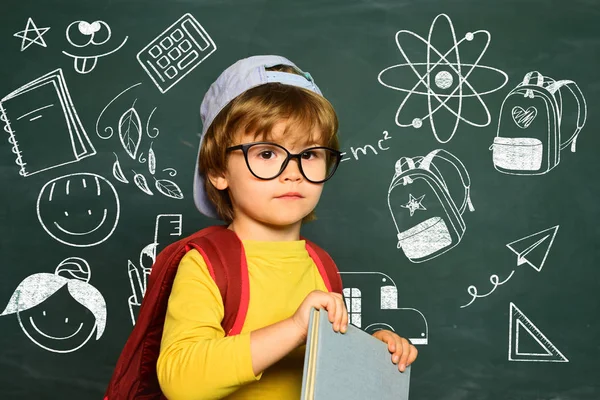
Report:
199,65,339,223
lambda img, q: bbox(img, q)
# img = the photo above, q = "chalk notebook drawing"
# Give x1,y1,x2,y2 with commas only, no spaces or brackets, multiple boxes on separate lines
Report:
137,13,216,93
301,307,411,400
388,149,475,263
491,70,587,175
0,69,95,177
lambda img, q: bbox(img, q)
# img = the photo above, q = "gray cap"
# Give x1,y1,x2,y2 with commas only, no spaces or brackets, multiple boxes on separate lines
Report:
193,55,323,219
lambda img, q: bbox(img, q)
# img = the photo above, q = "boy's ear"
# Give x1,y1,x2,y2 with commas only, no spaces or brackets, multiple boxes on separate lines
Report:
207,172,229,190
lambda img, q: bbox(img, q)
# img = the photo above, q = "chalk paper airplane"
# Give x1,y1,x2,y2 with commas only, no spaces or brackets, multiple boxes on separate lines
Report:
506,225,559,272
508,302,568,362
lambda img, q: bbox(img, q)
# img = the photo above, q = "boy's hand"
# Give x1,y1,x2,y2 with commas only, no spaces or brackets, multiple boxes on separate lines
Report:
290,290,348,342
372,330,418,372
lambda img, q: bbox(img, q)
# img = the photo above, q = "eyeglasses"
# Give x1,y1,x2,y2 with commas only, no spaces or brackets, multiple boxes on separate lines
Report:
226,141,342,183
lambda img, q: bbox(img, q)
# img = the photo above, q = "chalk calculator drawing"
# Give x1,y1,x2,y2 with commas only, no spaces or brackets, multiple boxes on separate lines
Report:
508,302,568,362
137,13,217,93
0,69,95,177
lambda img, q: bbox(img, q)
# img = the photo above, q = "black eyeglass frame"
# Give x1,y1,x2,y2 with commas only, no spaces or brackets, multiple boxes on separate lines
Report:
225,141,342,183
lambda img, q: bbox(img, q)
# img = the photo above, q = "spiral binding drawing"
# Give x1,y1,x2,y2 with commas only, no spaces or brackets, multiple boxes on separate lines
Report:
0,69,96,177
0,102,27,176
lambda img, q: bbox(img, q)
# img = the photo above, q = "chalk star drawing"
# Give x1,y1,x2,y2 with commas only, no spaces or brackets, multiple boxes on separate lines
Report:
378,13,509,143
14,18,50,51
401,193,427,217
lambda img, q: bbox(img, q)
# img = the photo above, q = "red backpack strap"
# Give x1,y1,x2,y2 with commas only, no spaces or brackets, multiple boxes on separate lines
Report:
303,238,343,294
186,227,249,336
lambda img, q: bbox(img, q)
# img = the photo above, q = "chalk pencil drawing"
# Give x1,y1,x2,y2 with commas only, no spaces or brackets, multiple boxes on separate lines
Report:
378,13,508,143
460,226,558,308
137,13,217,93
341,271,429,345
62,20,128,74
491,71,587,175
509,302,568,362
0,257,106,353
128,214,183,325
36,173,120,247
0,69,95,177
388,149,474,263
13,17,50,51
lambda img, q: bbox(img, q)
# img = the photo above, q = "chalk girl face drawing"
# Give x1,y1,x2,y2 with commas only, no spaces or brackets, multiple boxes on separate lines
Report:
0,258,106,353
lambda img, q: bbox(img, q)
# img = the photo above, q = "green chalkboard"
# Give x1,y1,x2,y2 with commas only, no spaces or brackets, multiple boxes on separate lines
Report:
1,0,598,398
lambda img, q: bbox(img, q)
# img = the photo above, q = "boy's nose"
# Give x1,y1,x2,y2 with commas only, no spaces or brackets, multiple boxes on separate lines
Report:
280,158,303,181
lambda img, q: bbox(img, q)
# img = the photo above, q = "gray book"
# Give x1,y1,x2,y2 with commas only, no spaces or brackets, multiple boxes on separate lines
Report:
301,307,411,400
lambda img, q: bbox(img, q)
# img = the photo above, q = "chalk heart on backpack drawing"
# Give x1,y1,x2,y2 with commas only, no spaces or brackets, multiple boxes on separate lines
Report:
511,106,537,129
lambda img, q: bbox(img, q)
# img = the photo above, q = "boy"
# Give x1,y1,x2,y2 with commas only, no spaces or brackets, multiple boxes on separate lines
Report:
157,55,418,399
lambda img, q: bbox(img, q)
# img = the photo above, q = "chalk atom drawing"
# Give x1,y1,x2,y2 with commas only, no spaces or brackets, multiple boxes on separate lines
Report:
506,225,558,272
13,17,50,51
378,13,508,143
0,69,95,177
509,302,568,362
62,20,128,74
137,13,217,93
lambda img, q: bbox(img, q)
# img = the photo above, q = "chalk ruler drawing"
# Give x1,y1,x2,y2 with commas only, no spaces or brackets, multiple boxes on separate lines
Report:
128,214,183,325
36,173,120,247
341,271,429,345
0,257,106,353
13,17,50,51
0,69,95,177
491,71,587,175
137,13,217,93
461,226,559,308
378,13,508,143
509,302,568,362
62,20,128,74
388,149,474,263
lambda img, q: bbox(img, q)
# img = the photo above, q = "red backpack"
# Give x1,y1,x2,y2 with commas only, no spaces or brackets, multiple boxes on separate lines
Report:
104,225,342,399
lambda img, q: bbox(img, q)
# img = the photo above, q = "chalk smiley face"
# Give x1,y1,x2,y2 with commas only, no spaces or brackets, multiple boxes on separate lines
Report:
37,173,120,247
17,285,98,353
61,20,128,74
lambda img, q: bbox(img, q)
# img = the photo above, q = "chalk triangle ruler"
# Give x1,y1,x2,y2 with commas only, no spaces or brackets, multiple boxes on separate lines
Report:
508,302,568,362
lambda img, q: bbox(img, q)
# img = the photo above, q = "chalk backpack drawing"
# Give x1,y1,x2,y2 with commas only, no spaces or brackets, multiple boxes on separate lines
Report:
491,71,587,175
388,149,475,263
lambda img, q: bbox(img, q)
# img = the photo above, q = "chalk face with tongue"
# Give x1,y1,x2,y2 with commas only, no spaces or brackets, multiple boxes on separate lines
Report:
61,20,128,74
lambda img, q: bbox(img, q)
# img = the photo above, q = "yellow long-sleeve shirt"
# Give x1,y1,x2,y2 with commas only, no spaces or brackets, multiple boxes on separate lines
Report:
157,239,329,400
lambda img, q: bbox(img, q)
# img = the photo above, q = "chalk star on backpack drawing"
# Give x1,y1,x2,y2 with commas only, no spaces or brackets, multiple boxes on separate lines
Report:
14,18,50,51
401,194,427,216
377,13,508,143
